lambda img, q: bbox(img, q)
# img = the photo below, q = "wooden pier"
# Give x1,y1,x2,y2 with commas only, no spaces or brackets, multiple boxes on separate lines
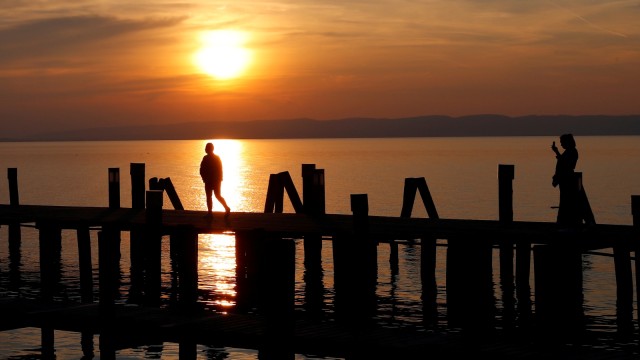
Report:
1,164,640,359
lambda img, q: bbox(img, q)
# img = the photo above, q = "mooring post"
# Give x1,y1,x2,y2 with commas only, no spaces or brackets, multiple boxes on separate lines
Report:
8,168,22,265
108,168,120,209
349,194,377,325
129,163,146,304
144,190,164,306
77,225,93,303
302,164,324,286
498,164,516,327
130,163,146,208
632,195,640,327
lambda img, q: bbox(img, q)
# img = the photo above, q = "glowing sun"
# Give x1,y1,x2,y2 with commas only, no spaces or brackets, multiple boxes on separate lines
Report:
194,30,251,80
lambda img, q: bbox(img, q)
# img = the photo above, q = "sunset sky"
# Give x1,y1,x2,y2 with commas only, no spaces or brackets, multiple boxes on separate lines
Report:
1,1,639,138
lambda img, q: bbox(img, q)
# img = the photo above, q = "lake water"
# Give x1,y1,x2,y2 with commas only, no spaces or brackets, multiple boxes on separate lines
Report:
1,136,640,359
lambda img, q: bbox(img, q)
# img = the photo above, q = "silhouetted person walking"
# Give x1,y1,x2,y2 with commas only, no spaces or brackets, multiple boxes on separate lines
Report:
551,134,580,226
200,142,231,217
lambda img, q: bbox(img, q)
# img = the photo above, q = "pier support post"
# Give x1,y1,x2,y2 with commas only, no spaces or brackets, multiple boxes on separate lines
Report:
235,229,261,313
259,234,296,360
498,164,516,328
130,163,146,209
614,235,634,332
533,243,584,339
8,168,19,207
302,164,325,319
144,190,164,306
129,163,146,303
98,226,121,313
38,221,62,302
108,168,120,209
77,225,94,303
446,235,495,332
632,195,640,328
8,168,22,279
172,224,199,309
333,194,377,326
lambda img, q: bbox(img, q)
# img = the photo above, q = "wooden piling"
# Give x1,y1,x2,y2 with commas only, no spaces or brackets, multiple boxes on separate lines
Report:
498,165,516,327
38,221,62,302
98,226,120,313
533,243,584,338
264,173,284,213
108,168,120,209
144,190,164,306
235,229,262,313
130,163,146,209
174,225,198,309
613,237,634,332
632,195,640,327
160,177,184,210
129,164,146,303
77,225,93,303
8,168,19,206
333,194,377,326
302,165,324,299
260,235,296,360
446,235,495,331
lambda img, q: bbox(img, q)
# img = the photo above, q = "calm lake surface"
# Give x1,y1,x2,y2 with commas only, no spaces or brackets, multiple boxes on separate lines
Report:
1,136,640,359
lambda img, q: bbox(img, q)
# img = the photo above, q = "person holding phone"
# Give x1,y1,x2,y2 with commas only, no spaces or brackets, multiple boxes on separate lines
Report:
551,134,580,226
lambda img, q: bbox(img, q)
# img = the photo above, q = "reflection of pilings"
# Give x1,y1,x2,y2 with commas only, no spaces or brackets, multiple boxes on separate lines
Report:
144,190,164,307
77,225,93,303
446,236,495,332
421,236,438,326
333,194,377,326
533,243,584,339
38,221,62,302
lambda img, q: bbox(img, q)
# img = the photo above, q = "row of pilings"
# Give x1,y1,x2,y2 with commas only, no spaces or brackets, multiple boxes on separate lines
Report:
3,164,640,357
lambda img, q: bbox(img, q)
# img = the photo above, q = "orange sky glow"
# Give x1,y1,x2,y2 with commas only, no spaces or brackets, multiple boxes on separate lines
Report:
1,1,639,138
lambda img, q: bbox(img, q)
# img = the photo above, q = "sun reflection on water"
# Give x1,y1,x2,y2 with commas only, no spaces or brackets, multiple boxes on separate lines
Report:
198,233,237,311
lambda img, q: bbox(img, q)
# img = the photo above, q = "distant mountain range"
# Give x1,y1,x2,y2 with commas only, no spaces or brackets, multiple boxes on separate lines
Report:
13,114,640,141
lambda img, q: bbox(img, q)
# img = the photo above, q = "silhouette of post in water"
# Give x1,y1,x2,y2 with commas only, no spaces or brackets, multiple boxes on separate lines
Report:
129,163,146,304
498,164,517,329
302,164,325,321
399,177,439,325
7,168,22,291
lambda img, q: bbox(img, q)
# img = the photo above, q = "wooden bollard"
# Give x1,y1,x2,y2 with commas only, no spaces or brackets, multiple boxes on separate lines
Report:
8,168,19,206
129,163,146,304
498,165,516,326
77,226,94,303
108,168,120,209
144,190,164,306
130,163,146,209
302,164,324,288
